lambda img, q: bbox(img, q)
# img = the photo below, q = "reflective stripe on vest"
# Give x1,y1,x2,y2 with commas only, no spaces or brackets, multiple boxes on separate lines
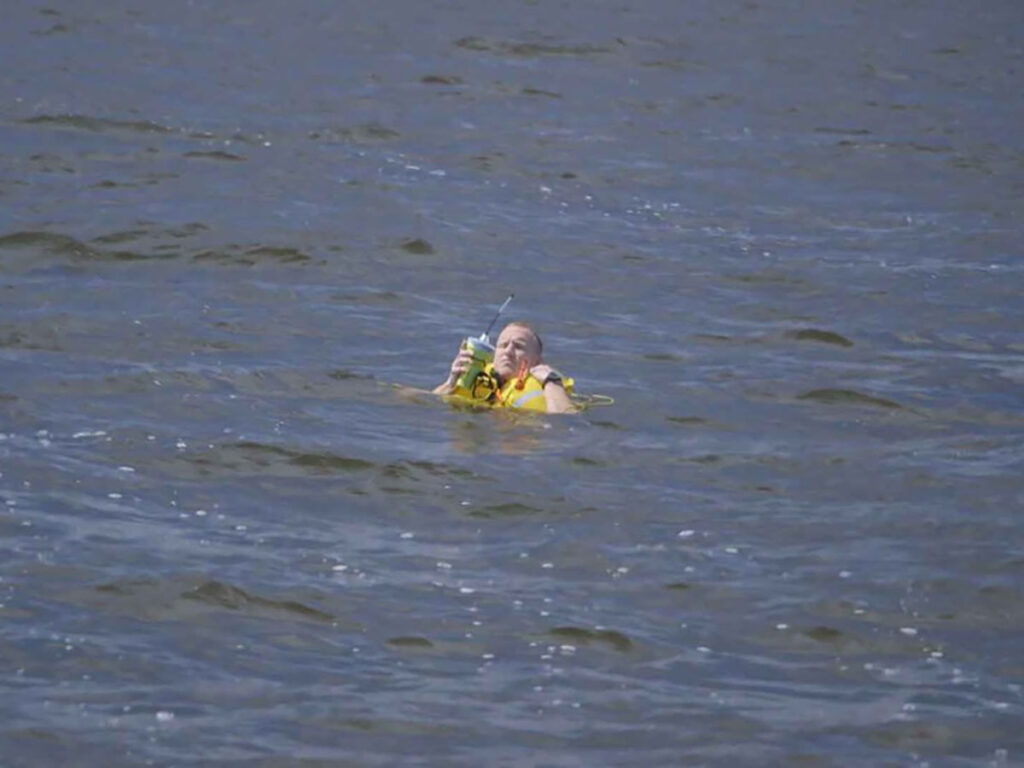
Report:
511,389,546,409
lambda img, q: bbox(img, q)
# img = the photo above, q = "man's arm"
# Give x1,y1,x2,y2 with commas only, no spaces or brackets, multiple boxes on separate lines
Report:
531,364,577,414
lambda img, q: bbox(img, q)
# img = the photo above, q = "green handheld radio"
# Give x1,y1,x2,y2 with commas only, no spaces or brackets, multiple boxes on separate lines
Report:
455,294,514,393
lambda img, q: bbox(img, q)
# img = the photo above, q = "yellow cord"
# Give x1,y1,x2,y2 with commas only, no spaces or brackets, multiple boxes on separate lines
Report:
571,393,615,409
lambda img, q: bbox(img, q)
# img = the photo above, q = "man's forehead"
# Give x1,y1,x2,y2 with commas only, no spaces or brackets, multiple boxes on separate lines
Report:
499,325,537,343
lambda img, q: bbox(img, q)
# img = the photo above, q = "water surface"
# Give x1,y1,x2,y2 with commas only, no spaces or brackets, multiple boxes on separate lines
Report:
1,1,1022,766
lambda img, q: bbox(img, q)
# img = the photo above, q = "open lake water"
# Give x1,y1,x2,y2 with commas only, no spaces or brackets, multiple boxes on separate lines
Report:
1,1,1022,765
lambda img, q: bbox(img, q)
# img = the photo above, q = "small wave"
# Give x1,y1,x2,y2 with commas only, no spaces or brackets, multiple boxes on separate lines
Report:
421,74,463,85
20,113,173,135
666,416,709,426
643,352,686,362
468,502,544,518
785,329,854,347
387,636,434,649
454,36,611,57
307,123,400,143
797,388,903,409
168,441,376,479
88,576,336,624
0,230,183,267
0,231,145,268
181,580,334,622
0,323,62,351
90,229,151,245
522,87,562,99
399,238,435,255
182,150,247,161
548,626,633,652
329,290,402,305
192,245,312,266
0,231,102,259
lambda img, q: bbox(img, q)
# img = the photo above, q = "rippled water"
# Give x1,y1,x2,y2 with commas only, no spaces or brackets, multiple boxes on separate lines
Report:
2,1,1022,766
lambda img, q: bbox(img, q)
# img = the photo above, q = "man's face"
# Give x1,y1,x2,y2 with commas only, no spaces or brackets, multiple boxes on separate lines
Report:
494,324,541,380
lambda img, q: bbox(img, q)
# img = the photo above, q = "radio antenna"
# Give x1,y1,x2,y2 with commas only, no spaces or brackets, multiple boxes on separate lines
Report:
484,294,514,338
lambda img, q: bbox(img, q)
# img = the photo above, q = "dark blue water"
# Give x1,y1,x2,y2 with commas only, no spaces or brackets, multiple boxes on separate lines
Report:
2,1,1022,765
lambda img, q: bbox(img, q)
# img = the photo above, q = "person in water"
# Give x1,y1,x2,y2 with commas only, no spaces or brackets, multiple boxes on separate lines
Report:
433,322,576,414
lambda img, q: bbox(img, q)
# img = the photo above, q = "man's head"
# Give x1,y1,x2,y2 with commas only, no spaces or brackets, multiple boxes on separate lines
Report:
494,322,543,380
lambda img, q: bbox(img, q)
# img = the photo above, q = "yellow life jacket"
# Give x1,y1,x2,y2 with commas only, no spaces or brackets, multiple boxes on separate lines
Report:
451,363,574,412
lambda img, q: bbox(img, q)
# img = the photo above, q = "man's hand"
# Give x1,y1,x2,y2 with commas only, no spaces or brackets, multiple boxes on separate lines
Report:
529,364,557,386
530,364,576,414
433,343,474,395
